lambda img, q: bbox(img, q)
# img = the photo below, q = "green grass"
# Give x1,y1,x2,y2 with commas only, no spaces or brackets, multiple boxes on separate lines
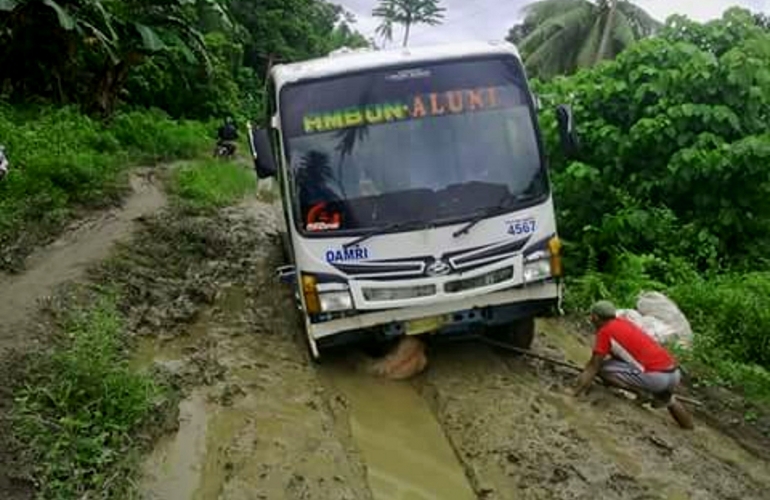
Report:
11,294,164,499
668,273,770,404
169,159,256,210
110,109,212,163
0,105,211,271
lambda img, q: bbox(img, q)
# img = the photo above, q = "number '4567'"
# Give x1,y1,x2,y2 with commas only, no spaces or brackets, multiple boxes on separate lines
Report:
508,219,536,235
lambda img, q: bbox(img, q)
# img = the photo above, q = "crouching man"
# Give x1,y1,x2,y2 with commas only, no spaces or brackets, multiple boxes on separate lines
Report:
574,300,694,429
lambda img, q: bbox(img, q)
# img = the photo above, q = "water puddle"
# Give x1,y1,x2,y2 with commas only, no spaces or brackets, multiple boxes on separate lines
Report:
137,283,478,500
321,364,477,500
131,323,208,371
141,391,209,500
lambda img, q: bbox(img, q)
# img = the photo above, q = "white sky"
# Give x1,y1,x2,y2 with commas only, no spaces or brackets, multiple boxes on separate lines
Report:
339,0,769,48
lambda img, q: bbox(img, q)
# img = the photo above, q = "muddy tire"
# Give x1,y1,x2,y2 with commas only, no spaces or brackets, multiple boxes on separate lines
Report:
486,317,535,352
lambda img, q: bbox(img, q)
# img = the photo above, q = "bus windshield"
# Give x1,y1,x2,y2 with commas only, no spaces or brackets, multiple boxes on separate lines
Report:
279,56,547,235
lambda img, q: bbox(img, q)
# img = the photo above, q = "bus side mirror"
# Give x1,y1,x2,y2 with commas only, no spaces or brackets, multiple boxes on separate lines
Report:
247,123,277,179
555,104,579,158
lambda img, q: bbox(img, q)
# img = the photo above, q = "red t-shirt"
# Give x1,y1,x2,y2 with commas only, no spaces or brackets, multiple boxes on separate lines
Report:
594,317,676,372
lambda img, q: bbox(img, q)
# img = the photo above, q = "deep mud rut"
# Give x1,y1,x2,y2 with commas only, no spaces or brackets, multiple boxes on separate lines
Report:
135,200,770,500
0,169,165,353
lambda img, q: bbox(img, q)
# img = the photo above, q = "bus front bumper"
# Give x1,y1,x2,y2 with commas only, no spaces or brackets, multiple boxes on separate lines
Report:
307,281,561,343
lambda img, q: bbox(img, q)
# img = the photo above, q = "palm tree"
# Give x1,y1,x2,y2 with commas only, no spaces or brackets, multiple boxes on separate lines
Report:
372,0,445,47
509,0,660,78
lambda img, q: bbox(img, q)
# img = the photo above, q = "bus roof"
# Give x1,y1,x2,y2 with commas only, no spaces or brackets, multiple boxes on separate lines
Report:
270,40,522,87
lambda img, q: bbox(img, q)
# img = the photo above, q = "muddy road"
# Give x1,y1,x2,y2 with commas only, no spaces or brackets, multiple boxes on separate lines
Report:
133,200,770,500
3,179,770,500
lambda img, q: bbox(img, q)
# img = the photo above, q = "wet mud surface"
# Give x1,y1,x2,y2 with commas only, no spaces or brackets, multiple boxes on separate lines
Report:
137,266,373,500
4,184,770,500
135,199,770,500
416,331,770,500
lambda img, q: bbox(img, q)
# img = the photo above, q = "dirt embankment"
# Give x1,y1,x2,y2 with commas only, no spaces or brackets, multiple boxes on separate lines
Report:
3,175,770,500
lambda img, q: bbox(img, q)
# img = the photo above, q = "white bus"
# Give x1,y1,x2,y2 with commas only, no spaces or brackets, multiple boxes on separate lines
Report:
249,41,578,360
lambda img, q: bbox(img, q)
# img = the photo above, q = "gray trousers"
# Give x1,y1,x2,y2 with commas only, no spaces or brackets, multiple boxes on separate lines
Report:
600,359,681,404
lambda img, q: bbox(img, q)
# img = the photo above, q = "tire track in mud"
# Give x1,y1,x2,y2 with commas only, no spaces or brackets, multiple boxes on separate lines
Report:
137,240,374,500
0,170,165,353
136,238,478,498
136,199,481,500
318,362,478,500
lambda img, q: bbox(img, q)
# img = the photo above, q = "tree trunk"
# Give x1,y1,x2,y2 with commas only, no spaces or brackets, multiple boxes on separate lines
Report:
402,21,411,47
93,53,142,117
595,0,618,65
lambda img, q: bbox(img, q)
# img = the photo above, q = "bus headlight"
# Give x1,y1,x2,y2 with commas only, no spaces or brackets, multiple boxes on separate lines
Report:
523,259,551,283
523,236,563,283
319,290,354,312
318,282,354,312
302,276,354,313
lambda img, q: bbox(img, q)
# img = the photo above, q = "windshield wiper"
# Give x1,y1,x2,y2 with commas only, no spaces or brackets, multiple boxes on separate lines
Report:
343,219,429,249
452,193,533,238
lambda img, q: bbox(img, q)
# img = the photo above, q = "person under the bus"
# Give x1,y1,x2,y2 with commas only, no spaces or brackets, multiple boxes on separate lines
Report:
574,300,694,429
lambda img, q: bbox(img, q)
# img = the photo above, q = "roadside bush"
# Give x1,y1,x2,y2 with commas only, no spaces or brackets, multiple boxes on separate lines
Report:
537,8,770,274
110,109,211,162
670,273,770,367
11,295,162,499
536,9,770,405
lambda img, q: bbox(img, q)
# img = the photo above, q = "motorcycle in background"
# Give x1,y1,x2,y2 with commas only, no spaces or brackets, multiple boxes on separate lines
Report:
213,140,236,159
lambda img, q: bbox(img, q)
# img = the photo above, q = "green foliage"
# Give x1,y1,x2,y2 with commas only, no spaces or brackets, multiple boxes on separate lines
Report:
0,106,209,271
666,274,770,403
12,294,162,499
670,273,770,367
539,7,770,274
169,159,256,210
124,31,251,120
508,0,661,78
109,109,210,162
231,0,368,79
0,0,218,114
1,0,368,119
564,252,669,311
